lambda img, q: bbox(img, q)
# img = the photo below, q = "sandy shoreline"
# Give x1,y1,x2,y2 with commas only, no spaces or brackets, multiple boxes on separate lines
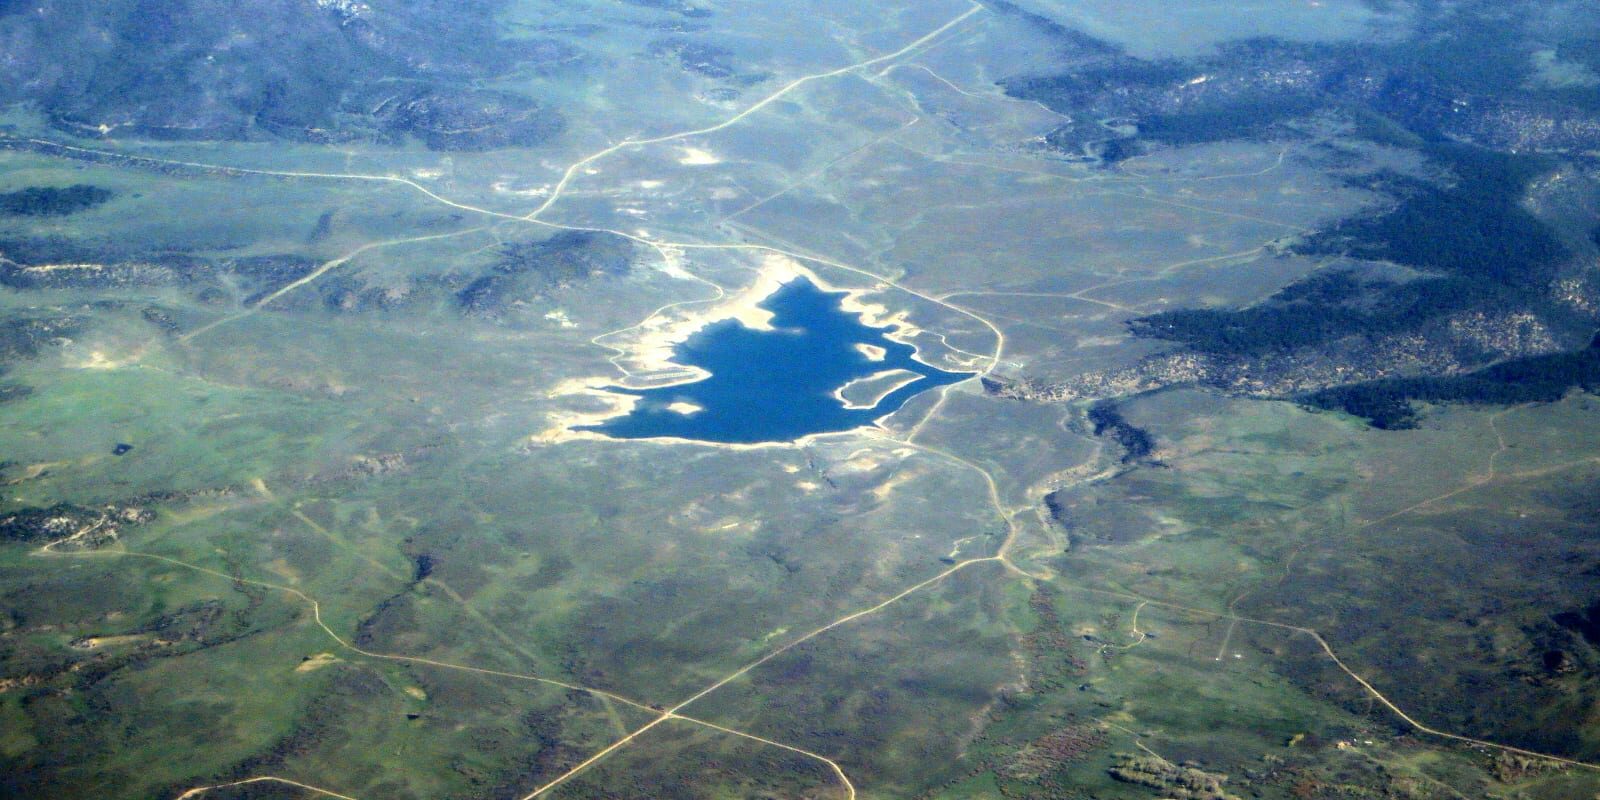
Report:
535,251,971,446
832,368,923,410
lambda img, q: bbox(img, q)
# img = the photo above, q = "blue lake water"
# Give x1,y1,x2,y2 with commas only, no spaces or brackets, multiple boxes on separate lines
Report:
579,278,973,444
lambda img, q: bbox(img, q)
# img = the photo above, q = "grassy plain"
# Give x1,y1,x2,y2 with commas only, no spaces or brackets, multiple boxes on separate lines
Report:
3,1,1600,798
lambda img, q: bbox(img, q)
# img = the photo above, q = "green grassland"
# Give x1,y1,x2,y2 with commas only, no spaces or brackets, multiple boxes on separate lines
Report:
4,0,1600,798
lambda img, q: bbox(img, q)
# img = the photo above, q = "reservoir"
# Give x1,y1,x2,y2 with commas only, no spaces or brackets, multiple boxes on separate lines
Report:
579,278,973,444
